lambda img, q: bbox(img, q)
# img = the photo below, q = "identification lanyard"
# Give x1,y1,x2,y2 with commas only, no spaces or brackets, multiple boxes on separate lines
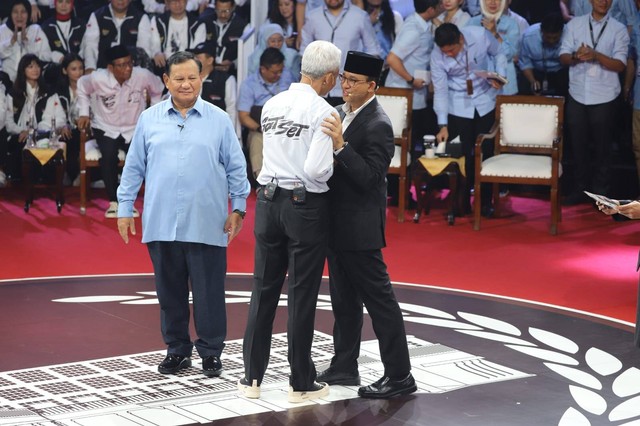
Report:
589,18,608,50
323,9,347,43
453,46,473,96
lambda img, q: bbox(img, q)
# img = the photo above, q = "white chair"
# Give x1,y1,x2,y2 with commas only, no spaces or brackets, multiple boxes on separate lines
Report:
375,87,413,222
473,95,565,235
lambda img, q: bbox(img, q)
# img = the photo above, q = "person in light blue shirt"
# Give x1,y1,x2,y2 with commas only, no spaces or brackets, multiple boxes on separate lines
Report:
117,51,250,378
559,0,629,204
238,47,296,177
300,0,381,105
518,13,568,96
571,0,636,30
627,3,640,188
464,0,481,16
466,0,520,95
431,23,507,216
386,0,441,156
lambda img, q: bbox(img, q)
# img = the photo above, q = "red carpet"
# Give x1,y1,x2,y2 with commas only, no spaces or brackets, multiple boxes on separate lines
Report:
1,185,638,324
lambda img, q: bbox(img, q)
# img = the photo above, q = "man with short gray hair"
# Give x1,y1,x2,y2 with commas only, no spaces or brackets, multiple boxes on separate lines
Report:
239,40,341,404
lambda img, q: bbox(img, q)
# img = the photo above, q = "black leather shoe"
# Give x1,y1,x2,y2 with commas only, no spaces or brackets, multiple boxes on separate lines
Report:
202,356,223,377
317,367,361,386
358,374,417,399
158,354,191,374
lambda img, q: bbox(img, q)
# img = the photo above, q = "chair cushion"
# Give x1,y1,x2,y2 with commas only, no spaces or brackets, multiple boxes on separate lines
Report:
501,103,558,147
376,95,408,138
480,154,562,179
84,138,125,162
389,145,411,168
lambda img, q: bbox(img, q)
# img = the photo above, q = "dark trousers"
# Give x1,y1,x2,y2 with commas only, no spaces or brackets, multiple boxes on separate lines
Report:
93,128,128,202
243,187,329,390
147,241,228,358
327,248,411,378
566,96,617,195
448,110,495,206
63,128,81,181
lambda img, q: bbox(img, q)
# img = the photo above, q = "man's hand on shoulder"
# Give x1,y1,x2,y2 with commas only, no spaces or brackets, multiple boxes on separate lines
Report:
321,112,345,150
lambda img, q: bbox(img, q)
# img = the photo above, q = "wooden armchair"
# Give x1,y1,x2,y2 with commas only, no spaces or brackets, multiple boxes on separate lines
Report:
473,95,565,235
79,129,125,215
375,87,413,222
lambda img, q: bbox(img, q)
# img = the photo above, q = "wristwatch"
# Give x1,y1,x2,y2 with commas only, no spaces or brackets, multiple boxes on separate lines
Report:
233,209,246,219
407,77,415,85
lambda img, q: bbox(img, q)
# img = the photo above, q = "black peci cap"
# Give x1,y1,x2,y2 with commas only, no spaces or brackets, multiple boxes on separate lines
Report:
343,51,384,79
189,42,216,56
105,45,131,63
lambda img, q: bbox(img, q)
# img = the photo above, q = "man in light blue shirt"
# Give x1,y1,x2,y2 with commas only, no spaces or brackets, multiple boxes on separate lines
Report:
238,48,295,177
571,0,636,31
386,0,442,156
117,51,250,378
559,0,629,204
300,0,381,105
431,23,506,216
518,13,568,96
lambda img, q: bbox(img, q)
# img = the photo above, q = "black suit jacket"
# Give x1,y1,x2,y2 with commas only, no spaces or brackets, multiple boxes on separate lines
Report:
329,97,394,251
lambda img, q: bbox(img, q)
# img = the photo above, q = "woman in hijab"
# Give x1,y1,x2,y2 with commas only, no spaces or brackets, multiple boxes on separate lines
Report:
248,23,300,78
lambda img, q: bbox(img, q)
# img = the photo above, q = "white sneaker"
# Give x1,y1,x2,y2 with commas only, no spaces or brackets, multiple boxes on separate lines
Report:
132,207,140,218
288,382,329,403
238,378,260,399
91,179,105,189
105,201,118,218
72,175,80,187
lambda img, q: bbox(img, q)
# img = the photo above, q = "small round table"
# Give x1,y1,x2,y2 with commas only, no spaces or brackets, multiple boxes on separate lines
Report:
412,156,467,225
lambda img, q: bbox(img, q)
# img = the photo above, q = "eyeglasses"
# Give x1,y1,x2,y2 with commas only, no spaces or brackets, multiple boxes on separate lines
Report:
215,8,233,15
112,60,133,69
338,73,369,87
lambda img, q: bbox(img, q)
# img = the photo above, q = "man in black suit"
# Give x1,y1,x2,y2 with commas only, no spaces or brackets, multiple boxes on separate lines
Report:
318,51,416,399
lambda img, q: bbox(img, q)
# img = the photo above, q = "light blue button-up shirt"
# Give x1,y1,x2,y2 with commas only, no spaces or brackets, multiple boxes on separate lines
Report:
465,0,481,17
631,11,640,109
385,12,432,110
559,13,629,105
237,68,295,112
117,97,250,246
571,0,636,28
519,23,564,73
431,25,507,124
466,14,520,95
300,0,381,98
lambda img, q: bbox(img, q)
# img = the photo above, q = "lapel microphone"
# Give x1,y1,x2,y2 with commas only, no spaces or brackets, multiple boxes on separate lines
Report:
178,124,184,131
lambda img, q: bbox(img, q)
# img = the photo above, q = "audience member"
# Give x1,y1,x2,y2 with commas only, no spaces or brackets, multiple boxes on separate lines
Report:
503,0,529,37
28,0,55,23
432,0,470,30
464,0,480,16
238,47,295,177
142,0,200,15
364,0,403,62
518,13,567,96
569,0,636,31
41,0,85,64
76,44,164,217
386,0,441,155
4,54,66,182
300,0,381,106
559,0,629,204
0,0,52,82
629,0,640,189
117,50,250,379
238,39,341,404
431,23,507,216
149,0,200,73
193,0,249,73
248,24,300,76
190,41,237,125
268,0,298,48
466,0,520,95
82,0,152,73
317,50,416,399
56,52,84,185
0,82,8,187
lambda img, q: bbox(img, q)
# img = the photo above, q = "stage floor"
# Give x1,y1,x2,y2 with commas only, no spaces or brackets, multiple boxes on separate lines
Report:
0,274,638,425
